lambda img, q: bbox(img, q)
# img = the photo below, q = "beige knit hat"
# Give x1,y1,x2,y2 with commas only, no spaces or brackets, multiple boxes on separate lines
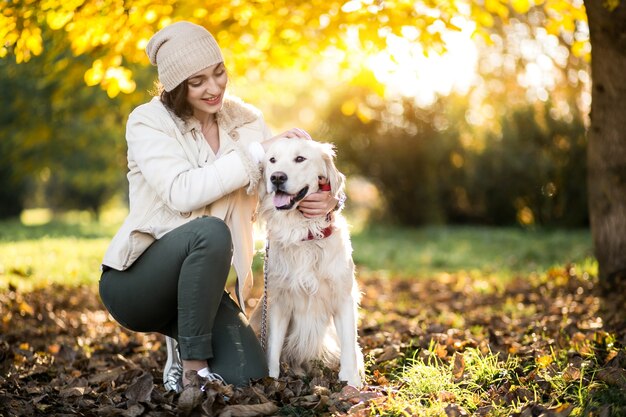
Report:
146,21,224,92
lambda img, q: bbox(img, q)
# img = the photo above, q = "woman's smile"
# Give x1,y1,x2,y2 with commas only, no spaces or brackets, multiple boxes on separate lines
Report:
202,94,222,106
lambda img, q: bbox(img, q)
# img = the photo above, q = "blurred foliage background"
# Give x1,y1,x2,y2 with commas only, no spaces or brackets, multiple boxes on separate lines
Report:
0,0,590,228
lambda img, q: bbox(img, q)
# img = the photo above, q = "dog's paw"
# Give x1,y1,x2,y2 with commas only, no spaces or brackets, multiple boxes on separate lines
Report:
339,369,363,389
269,366,280,379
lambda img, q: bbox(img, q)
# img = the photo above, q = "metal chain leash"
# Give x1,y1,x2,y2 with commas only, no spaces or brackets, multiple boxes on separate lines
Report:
260,240,269,352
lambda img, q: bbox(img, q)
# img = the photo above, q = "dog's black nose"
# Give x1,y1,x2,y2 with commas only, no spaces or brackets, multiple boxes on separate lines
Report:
270,171,288,185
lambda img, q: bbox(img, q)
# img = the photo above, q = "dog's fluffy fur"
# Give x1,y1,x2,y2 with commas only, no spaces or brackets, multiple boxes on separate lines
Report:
251,138,364,387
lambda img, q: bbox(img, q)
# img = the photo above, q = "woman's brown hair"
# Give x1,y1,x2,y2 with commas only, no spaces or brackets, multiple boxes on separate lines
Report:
156,81,194,120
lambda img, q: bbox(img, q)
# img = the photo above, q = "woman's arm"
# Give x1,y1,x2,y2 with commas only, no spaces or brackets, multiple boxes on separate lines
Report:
127,109,253,213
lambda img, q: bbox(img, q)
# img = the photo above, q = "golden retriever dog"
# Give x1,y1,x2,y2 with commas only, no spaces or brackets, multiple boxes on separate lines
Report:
251,138,364,388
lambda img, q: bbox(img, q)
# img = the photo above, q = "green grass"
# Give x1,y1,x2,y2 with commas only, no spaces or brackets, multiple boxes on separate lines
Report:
0,209,123,291
371,340,626,417
373,348,521,416
0,210,594,291
352,224,594,279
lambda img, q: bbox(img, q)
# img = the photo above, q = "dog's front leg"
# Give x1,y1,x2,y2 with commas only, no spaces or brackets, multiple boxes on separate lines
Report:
334,294,364,388
267,301,290,378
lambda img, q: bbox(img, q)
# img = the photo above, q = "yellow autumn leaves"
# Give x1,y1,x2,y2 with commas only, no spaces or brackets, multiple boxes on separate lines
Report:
1,0,589,98
2,0,176,96
0,3,43,63
84,58,136,98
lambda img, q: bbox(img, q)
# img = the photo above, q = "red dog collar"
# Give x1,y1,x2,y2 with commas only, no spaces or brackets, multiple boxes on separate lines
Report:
303,182,333,240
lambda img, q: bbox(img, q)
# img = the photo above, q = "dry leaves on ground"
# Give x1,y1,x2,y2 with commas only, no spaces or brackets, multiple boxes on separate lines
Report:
0,266,625,416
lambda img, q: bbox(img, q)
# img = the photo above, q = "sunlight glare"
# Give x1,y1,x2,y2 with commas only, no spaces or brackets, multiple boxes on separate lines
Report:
367,19,478,107
508,22,571,103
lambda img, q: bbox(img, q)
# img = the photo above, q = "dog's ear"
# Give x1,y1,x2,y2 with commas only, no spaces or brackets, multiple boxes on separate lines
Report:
255,159,271,227
258,170,267,199
320,142,345,197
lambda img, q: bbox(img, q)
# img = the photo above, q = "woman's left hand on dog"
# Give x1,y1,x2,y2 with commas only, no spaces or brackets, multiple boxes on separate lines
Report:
297,178,338,218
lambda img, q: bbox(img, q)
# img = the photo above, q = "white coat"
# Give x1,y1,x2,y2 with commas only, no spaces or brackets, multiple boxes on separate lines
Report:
102,95,271,307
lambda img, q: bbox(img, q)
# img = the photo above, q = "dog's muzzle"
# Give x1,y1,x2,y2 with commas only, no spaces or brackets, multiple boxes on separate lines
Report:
270,172,309,210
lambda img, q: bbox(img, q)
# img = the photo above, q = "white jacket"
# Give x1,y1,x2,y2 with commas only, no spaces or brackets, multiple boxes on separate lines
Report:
102,95,271,306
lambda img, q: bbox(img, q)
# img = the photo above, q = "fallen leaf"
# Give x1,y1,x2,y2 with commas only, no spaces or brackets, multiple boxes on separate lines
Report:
597,368,626,389
550,403,574,417
452,352,465,379
122,400,145,417
338,385,361,401
218,402,279,417
445,403,469,416
376,345,401,363
125,372,153,402
59,386,85,398
536,355,553,368
88,367,126,385
437,390,457,402
562,365,581,382
178,386,204,416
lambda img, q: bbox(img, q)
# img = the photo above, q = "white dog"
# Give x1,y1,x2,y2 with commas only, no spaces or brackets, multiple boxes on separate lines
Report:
251,138,364,388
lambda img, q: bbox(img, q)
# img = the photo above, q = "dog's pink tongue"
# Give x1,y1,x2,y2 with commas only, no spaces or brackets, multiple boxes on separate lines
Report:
273,193,292,208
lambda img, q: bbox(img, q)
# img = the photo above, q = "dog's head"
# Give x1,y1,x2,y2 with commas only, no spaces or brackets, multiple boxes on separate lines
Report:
262,138,344,211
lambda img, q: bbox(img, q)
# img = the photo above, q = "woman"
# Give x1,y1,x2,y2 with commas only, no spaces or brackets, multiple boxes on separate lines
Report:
99,21,338,391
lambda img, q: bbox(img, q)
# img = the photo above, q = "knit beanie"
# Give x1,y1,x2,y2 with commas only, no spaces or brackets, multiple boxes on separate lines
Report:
146,21,224,92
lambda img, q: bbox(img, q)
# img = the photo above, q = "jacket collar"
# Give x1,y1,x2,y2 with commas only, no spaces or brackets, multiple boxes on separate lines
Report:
166,94,260,138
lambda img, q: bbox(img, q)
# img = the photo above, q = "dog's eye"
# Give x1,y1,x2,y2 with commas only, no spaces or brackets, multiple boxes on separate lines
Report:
269,157,276,163
295,156,306,163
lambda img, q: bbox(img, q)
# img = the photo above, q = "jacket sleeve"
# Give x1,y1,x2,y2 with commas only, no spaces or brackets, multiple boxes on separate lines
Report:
230,115,273,194
126,106,253,213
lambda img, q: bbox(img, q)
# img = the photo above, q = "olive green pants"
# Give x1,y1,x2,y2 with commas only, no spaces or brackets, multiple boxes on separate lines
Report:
99,216,268,386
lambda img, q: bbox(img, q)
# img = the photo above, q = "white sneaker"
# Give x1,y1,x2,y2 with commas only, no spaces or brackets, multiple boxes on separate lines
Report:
197,367,227,393
197,366,226,384
163,336,183,393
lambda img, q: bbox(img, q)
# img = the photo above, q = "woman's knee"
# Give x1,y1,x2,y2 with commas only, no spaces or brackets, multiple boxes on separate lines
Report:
190,216,233,255
192,216,232,246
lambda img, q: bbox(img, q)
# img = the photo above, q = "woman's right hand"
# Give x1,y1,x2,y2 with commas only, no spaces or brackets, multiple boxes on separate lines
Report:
262,128,311,152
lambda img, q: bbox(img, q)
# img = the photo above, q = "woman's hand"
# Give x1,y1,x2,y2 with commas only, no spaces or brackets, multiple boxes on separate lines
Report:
297,177,338,219
261,128,311,152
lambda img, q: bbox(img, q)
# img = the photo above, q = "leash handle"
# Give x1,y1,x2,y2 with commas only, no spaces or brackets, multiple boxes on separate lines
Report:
260,241,269,352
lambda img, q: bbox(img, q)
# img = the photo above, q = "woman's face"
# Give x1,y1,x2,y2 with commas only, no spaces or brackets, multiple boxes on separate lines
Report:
186,62,228,119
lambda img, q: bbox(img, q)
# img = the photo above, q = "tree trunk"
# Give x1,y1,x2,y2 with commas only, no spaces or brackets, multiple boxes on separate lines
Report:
584,0,626,324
